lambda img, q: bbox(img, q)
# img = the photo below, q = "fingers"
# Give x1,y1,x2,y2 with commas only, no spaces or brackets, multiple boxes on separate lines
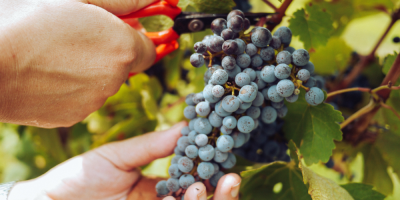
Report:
129,31,156,73
184,182,208,200
94,121,187,171
80,0,159,15
213,173,242,200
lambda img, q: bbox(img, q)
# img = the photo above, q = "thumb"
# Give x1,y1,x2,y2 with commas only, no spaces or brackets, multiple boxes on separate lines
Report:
94,121,187,171
79,0,158,15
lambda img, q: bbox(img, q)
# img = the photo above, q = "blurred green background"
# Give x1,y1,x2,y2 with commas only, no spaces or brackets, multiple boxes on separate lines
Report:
1,0,400,199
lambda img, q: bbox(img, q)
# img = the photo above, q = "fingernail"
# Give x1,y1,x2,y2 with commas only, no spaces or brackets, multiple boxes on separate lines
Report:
231,181,241,198
197,188,207,200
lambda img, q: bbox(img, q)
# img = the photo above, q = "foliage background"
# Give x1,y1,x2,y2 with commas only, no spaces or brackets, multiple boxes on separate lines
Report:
1,0,400,199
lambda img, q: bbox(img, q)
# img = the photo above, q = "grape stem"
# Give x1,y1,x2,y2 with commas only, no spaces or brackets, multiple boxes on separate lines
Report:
265,0,293,31
380,102,400,120
340,99,376,129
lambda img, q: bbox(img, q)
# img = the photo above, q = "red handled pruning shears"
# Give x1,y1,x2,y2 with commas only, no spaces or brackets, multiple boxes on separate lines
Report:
119,0,272,77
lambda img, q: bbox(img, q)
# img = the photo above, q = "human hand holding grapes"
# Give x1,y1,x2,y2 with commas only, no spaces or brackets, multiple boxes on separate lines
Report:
7,122,241,200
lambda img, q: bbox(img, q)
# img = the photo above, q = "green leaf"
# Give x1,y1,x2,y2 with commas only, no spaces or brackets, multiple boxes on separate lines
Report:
311,37,352,75
375,131,400,178
141,89,158,120
190,0,235,13
341,183,386,200
288,140,300,165
240,162,311,200
289,4,334,50
284,89,344,165
361,144,393,196
382,52,398,75
300,162,354,200
163,49,183,90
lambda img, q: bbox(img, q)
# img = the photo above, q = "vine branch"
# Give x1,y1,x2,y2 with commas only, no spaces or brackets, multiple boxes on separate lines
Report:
264,0,293,31
263,0,278,11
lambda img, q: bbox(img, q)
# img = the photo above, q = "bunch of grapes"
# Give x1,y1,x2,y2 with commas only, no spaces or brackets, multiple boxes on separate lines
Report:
155,10,325,198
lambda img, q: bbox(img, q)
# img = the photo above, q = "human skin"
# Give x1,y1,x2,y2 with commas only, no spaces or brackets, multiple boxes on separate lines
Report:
0,0,156,128
8,122,242,200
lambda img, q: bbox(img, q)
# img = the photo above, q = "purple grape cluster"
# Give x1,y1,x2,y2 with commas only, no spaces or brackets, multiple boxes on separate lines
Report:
156,9,325,199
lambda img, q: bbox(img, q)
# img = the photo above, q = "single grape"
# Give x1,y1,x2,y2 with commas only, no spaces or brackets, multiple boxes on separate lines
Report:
208,111,223,127
393,36,400,43
166,178,180,192
227,10,245,20
195,134,208,147
239,101,252,110
237,116,255,133
222,40,239,55
267,85,284,102
214,149,229,163
302,61,315,73
251,81,259,91
209,36,224,52
221,28,234,40
211,18,227,36
236,54,251,68
251,54,263,68
292,49,310,66
276,51,292,65
259,46,275,61
246,106,261,119
217,135,234,152
254,71,267,90
228,15,244,33
188,130,199,144
234,38,246,54
235,72,251,87
238,85,257,102
284,46,295,53
274,64,291,80
232,132,246,148
246,43,258,56
210,171,225,187
271,101,284,109
198,144,215,161
221,95,240,112
177,136,190,151
174,146,185,156
185,145,198,159
305,87,324,106
253,119,259,130
261,106,277,124
185,93,195,105
277,105,288,118
190,53,205,67
325,158,335,168
171,155,183,164
194,42,207,54
194,118,213,135
304,77,316,88
179,174,195,189
260,65,276,83
212,163,219,175
269,36,281,49
314,75,325,89
195,101,211,117
203,84,221,103
263,141,280,158
234,108,246,114
181,126,190,136
221,56,236,70
210,69,228,85
286,93,299,103
197,162,215,179
252,92,264,107
223,116,237,129
192,93,205,104
242,68,256,81
220,153,236,169
156,180,169,195
273,26,292,46
276,79,295,97
215,100,232,117
183,106,196,119
262,87,270,101
251,27,272,47
212,85,225,98
243,18,250,30
297,69,310,81
226,65,242,79
178,156,194,173
220,125,233,135
168,164,182,179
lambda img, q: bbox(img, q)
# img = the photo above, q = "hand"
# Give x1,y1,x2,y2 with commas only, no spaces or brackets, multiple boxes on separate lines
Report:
8,122,242,200
0,0,156,128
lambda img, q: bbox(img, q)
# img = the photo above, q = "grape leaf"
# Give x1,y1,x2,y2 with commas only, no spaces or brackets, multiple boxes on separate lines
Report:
240,161,311,200
288,140,300,165
375,131,400,177
361,144,393,196
300,162,354,200
283,89,344,165
190,0,236,13
341,183,386,200
311,37,352,75
289,4,334,50
382,52,399,75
